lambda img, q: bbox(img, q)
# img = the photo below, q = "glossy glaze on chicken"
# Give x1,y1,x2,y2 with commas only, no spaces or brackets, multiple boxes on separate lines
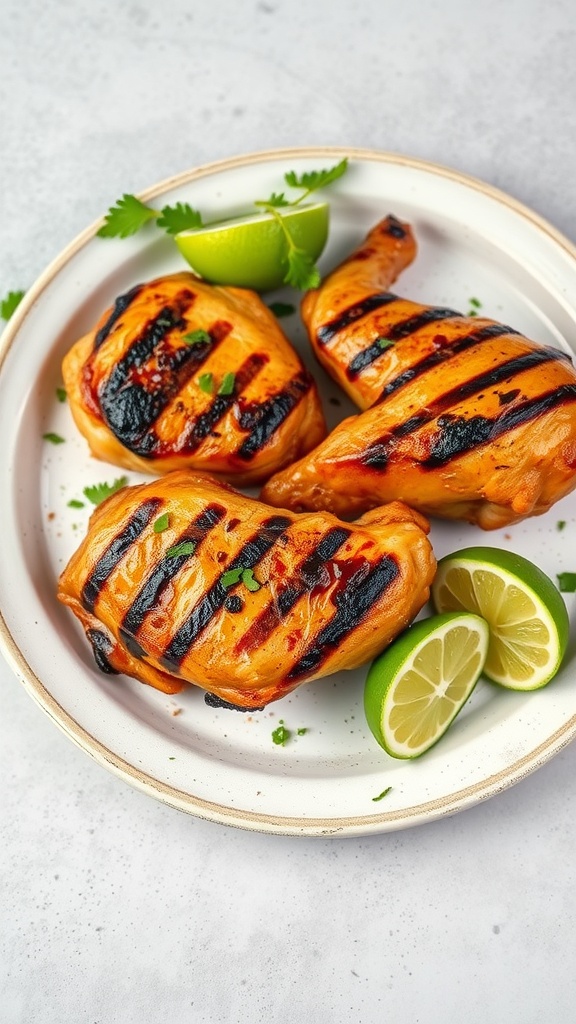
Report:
261,216,576,529
62,272,326,486
58,472,436,709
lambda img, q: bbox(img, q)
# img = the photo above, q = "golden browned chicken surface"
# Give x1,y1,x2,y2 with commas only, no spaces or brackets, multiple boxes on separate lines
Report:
261,217,576,529
62,272,326,486
57,472,436,709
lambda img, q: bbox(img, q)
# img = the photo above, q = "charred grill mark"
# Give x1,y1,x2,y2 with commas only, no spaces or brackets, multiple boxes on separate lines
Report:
384,214,408,239
96,298,233,456
160,515,291,669
119,503,226,650
362,347,573,470
177,353,267,454
81,498,162,613
285,555,400,682
316,293,399,346
236,372,313,461
94,284,144,349
204,692,265,712
347,307,461,379
234,526,351,657
424,383,576,467
375,323,519,402
86,628,119,674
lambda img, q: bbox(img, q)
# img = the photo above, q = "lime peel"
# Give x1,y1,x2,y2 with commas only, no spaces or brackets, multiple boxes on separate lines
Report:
432,546,569,691
364,612,490,759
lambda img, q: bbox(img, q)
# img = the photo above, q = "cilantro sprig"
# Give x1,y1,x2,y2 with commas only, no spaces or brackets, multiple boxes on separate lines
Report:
1,290,25,321
97,158,349,291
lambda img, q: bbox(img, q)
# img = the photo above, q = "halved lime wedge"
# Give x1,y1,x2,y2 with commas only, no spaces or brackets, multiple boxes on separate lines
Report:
174,202,329,291
432,547,569,690
364,612,489,759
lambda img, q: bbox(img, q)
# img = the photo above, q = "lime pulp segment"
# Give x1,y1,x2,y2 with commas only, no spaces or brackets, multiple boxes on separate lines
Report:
364,612,490,759
431,547,569,691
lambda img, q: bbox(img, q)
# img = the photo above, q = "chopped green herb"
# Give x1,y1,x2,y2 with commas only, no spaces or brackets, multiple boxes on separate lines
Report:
557,521,567,532
166,540,196,558
83,476,128,506
272,721,291,746
218,372,236,396
268,302,296,318
469,297,482,308
372,786,392,802
221,566,261,591
168,756,176,761
241,568,261,592
183,329,211,346
221,567,244,588
376,337,394,351
1,289,25,321
296,727,308,736
67,499,85,509
55,386,67,403
153,512,170,534
557,572,576,593
283,245,321,291
468,308,478,317
198,372,214,394
43,432,65,445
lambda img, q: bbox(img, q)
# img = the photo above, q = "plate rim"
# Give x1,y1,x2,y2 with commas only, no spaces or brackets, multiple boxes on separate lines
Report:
2,144,576,837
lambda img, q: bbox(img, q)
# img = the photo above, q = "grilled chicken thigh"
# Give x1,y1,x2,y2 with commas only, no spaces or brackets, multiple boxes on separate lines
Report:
261,218,576,529
62,272,326,486
58,472,435,709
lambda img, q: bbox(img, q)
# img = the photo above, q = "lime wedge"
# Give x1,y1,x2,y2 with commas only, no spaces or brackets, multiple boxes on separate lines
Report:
364,612,489,759
432,547,569,690
174,202,329,291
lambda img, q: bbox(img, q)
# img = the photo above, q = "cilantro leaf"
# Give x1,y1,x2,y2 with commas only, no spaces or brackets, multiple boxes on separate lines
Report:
376,337,394,351
67,499,85,509
198,372,214,394
166,540,196,558
272,722,291,746
97,194,157,238
183,329,211,345
83,476,129,506
557,572,576,593
241,568,260,592
218,372,236,396
255,192,290,209
153,512,170,534
56,386,67,403
284,246,321,291
43,432,65,445
284,158,348,195
1,290,25,321
157,202,203,235
221,567,244,588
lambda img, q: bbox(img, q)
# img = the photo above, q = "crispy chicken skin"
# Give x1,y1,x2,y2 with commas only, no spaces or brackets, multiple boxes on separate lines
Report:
262,217,576,529
301,214,417,410
62,272,326,487
57,472,435,709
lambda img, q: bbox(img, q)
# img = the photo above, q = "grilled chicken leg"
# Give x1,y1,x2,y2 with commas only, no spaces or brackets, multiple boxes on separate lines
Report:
58,471,435,709
63,272,326,486
261,217,576,529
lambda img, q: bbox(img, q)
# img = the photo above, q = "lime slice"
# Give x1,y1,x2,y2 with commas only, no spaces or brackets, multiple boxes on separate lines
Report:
432,547,569,690
174,202,329,291
364,612,489,759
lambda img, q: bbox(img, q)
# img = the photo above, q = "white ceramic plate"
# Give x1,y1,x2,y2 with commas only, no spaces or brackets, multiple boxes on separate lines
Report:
1,147,576,837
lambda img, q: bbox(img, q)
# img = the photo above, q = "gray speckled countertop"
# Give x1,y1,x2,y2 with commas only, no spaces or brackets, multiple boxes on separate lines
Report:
2,1,576,1021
